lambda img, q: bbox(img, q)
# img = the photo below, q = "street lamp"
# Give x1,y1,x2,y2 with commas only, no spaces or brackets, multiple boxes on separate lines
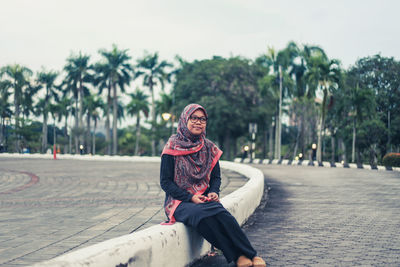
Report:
249,123,257,163
79,144,84,155
53,112,58,159
4,117,10,152
161,113,172,121
162,112,175,135
241,145,249,162
312,143,317,161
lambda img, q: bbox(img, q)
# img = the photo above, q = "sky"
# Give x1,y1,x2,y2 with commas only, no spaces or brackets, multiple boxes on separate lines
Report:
1,0,400,74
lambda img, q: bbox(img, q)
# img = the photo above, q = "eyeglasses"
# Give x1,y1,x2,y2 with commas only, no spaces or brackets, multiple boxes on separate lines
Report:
189,116,207,124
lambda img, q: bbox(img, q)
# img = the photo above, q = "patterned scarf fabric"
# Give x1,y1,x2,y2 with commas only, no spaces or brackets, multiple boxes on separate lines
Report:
161,103,223,224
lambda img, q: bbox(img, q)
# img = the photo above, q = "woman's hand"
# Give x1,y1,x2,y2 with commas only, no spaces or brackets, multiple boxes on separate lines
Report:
208,192,219,202
191,194,206,204
191,193,219,204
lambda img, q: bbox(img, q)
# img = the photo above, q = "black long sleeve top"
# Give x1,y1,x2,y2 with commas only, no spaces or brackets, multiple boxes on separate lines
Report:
160,154,222,202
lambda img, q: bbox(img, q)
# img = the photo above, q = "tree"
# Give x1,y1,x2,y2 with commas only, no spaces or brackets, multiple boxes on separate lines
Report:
257,47,294,159
0,80,12,147
346,75,375,163
93,62,112,155
49,103,62,151
126,89,149,155
91,104,102,155
63,52,92,153
284,42,327,158
136,52,172,156
0,64,33,152
352,55,400,155
254,61,278,159
173,56,259,160
57,96,73,153
83,93,103,154
306,55,341,163
37,69,59,153
98,44,133,155
357,119,387,166
342,55,399,164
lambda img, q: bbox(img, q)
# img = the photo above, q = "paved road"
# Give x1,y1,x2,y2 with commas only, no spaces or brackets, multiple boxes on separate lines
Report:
193,164,400,266
0,157,247,266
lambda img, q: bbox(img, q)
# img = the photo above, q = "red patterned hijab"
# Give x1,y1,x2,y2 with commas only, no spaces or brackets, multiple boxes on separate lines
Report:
161,103,223,224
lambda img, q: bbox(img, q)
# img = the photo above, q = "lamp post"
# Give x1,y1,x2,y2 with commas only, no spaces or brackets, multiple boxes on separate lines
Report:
4,117,10,152
53,112,58,159
242,145,249,162
312,143,317,161
67,127,72,154
249,123,257,163
162,112,175,135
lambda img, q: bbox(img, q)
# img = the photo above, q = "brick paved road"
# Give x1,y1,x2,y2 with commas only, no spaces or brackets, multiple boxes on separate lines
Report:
193,165,400,266
0,157,246,266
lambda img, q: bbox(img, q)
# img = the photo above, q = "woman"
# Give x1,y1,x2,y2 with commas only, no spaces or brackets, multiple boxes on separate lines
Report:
160,103,266,267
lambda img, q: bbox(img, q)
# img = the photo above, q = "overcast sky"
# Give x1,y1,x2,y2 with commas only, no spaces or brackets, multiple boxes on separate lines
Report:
1,0,399,73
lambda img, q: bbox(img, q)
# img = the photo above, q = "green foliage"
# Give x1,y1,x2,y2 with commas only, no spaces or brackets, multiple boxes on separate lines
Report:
0,80,12,119
173,56,259,159
352,55,400,151
382,153,400,167
118,126,151,155
16,120,42,153
1,43,400,163
127,89,149,118
357,119,387,150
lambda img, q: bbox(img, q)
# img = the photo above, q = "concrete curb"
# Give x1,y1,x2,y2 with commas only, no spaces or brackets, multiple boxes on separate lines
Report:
233,157,400,172
0,154,264,267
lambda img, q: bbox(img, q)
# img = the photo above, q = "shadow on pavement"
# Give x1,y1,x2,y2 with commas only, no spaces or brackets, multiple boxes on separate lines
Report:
190,175,292,266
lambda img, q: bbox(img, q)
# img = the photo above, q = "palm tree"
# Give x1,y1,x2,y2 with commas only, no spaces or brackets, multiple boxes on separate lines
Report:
21,83,40,123
342,70,376,164
284,42,327,159
63,52,92,153
83,93,103,155
306,55,341,163
37,69,59,153
91,106,102,155
0,64,33,152
254,56,276,159
93,62,112,155
0,80,12,147
127,89,149,155
135,52,172,156
49,103,61,149
98,44,133,155
57,96,73,153
110,98,125,154
258,47,293,159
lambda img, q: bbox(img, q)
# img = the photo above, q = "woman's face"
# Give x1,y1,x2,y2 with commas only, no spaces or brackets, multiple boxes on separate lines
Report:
187,109,207,136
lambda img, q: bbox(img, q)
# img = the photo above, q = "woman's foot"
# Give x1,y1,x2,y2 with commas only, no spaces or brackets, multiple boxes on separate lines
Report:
236,255,252,267
252,256,267,267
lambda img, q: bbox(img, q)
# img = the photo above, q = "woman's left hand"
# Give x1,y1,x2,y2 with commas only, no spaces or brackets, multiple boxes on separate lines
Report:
207,192,219,202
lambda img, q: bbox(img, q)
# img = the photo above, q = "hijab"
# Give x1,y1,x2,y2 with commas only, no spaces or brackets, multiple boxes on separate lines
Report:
161,103,223,224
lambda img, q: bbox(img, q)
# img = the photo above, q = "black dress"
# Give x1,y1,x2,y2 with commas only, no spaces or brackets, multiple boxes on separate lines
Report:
160,154,257,263
160,154,227,227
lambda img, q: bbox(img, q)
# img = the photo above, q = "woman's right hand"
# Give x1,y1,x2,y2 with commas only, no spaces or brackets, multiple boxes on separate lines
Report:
191,194,206,204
